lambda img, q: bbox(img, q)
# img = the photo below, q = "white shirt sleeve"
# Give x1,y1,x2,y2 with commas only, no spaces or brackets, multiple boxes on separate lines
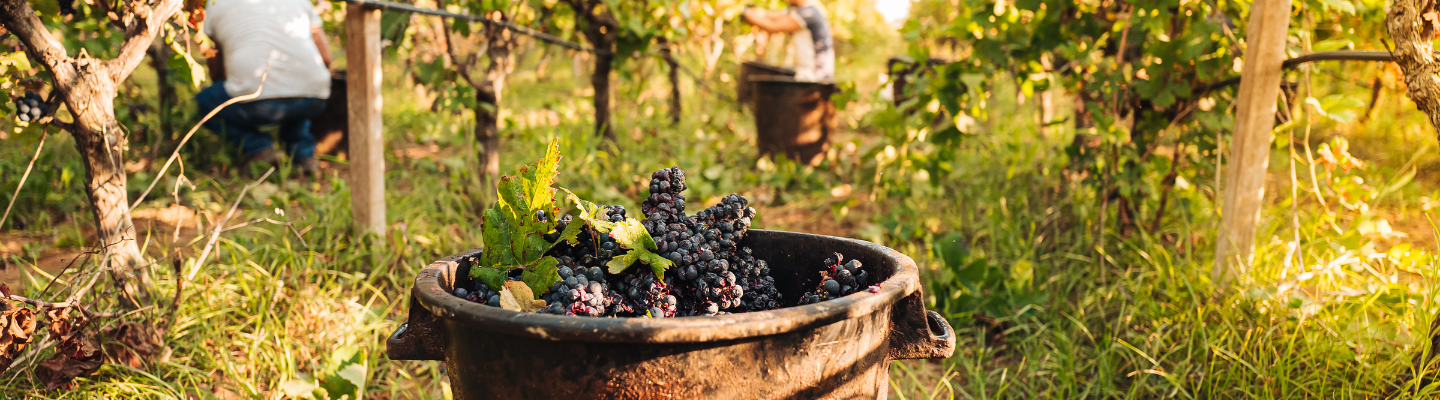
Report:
306,0,322,28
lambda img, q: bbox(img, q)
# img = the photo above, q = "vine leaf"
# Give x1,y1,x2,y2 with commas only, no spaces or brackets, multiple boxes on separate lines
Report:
472,139,570,298
498,281,546,312
562,189,674,278
520,256,560,297
473,268,507,296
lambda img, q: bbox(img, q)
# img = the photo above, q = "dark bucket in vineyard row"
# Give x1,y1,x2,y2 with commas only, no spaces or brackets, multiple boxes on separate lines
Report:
751,77,837,166
737,61,797,108
387,230,955,400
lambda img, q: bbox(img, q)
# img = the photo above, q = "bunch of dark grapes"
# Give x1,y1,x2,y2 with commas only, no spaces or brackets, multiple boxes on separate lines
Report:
539,261,616,316
453,167,785,319
57,0,76,15
730,248,782,311
608,269,678,317
641,167,688,227
13,92,46,122
797,253,871,305
455,268,527,307
637,167,780,316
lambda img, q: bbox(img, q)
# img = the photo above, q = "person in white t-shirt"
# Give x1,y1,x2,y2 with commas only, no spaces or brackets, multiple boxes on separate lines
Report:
742,0,835,82
195,0,333,175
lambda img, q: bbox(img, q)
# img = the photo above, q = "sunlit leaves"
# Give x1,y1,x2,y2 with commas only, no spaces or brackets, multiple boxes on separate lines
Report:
562,188,673,278
473,139,569,297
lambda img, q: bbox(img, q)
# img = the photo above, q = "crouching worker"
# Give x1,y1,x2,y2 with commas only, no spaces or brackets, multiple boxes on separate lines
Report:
196,0,333,176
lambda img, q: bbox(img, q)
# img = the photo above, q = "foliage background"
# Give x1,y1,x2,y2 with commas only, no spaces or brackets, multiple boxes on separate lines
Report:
0,0,1439,397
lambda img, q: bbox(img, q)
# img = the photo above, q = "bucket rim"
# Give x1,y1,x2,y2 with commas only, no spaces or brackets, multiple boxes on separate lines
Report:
408,230,920,343
741,60,797,75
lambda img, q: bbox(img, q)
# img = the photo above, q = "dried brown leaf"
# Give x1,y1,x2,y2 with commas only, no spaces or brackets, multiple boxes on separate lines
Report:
35,335,102,389
498,281,546,312
101,321,162,369
0,305,37,374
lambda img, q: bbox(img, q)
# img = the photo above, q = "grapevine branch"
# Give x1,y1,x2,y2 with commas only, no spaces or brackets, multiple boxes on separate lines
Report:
3,294,122,319
1387,0,1440,138
1202,50,1422,94
342,0,603,54
1386,0,1440,389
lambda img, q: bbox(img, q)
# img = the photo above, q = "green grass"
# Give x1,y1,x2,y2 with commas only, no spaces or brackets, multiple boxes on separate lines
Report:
5,11,1440,400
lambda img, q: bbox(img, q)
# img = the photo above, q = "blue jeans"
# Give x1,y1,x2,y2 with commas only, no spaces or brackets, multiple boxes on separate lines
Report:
195,81,326,160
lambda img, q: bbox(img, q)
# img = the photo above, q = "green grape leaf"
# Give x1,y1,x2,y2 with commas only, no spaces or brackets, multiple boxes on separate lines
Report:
168,41,206,88
605,248,674,279
480,208,519,267
473,267,508,294
0,51,30,73
521,256,561,297
472,139,567,291
554,214,586,245
607,219,660,254
489,139,563,266
562,189,673,277
562,188,618,232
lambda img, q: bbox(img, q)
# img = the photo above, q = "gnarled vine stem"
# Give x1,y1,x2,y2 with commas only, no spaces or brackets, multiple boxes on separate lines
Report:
1387,0,1440,138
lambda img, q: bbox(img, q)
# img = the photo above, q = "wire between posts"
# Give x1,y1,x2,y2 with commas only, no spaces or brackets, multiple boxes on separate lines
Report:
341,0,606,55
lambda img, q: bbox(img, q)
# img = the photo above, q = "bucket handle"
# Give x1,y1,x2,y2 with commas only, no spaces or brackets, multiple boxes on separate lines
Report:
386,292,447,361
887,290,956,360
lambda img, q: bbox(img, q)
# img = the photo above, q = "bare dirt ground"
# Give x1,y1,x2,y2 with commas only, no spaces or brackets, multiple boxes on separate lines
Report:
0,203,204,289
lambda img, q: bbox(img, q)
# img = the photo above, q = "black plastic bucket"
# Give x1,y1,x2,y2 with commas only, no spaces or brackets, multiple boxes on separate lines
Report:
752,79,836,166
387,230,955,399
738,61,797,109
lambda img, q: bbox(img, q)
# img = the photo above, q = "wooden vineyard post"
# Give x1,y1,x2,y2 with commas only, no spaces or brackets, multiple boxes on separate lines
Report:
1214,0,1291,285
346,3,386,235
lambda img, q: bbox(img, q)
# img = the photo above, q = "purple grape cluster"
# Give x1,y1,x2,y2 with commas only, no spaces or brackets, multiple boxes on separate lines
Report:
455,268,525,307
609,270,679,317
639,167,780,316
13,91,46,122
797,253,871,305
731,248,782,311
641,167,688,226
452,167,785,318
540,261,616,316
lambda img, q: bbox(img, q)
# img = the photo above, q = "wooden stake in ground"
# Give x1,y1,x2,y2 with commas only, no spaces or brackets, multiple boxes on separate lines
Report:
1214,0,1291,285
346,3,386,235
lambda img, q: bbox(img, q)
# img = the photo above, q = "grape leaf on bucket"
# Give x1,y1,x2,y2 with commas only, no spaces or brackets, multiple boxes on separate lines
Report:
471,139,581,297
498,281,546,312
563,189,674,278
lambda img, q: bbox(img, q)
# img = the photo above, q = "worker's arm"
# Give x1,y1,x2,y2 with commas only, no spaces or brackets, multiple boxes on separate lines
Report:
312,26,333,69
742,7,802,33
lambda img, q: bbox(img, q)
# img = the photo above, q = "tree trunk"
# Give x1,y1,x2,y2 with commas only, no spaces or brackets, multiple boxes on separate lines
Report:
564,0,618,140
473,90,499,204
71,77,151,303
0,0,181,304
591,50,614,140
659,37,681,126
146,42,177,163
1388,0,1440,384
474,16,514,205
